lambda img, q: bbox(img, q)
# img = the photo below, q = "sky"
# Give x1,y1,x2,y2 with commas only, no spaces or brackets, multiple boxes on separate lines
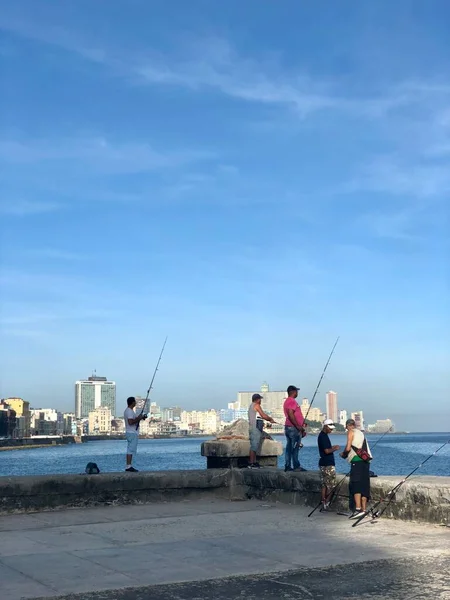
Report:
0,1,449,432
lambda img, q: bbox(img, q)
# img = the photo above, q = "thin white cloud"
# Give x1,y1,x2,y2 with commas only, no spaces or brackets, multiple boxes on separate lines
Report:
348,158,450,198
134,38,419,119
0,17,433,120
0,138,214,174
0,15,109,66
0,199,61,216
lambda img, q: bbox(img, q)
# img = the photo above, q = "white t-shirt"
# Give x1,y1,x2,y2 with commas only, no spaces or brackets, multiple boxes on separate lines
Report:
124,407,138,434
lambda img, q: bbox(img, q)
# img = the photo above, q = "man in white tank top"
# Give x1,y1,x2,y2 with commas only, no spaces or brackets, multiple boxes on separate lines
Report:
340,418,372,518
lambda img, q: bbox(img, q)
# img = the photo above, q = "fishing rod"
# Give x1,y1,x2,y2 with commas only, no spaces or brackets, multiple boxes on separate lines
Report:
302,336,340,425
307,425,393,518
295,337,339,451
351,437,450,527
136,336,168,430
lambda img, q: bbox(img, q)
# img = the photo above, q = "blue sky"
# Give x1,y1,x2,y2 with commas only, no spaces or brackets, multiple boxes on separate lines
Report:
0,1,449,431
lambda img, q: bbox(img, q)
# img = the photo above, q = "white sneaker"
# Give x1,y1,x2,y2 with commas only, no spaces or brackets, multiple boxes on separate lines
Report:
349,509,366,520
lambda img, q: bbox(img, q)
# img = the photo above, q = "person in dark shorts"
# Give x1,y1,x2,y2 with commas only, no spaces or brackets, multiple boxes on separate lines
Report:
340,418,372,519
317,419,340,510
247,393,274,469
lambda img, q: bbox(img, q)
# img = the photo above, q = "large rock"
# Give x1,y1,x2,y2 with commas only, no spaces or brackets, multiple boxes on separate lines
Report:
216,419,249,440
201,419,283,469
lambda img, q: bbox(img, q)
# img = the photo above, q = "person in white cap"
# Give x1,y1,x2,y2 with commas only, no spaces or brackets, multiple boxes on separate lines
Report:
318,419,340,510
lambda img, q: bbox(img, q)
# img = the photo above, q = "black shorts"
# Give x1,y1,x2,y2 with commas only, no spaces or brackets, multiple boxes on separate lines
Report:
350,460,370,499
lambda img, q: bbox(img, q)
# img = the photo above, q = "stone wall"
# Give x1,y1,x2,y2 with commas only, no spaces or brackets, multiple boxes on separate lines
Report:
239,470,450,525
0,469,448,526
0,470,231,513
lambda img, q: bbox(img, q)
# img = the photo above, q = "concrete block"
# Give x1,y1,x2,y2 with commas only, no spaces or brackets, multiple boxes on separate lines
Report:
201,419,283,469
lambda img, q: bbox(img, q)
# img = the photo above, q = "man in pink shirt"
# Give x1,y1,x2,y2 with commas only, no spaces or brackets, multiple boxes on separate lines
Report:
283,385,307,472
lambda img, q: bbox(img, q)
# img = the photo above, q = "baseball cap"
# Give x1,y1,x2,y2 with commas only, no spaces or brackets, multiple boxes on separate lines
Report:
252,393,263,401
287,385,300,394
323,418,335,430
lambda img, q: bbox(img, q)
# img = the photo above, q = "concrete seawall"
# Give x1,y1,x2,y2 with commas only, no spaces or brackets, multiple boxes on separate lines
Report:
240,470,450,525
0,469,449,525
0,436,77,448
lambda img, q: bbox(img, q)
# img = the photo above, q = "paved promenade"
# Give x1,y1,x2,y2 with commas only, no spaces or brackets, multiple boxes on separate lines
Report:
0,499,448,600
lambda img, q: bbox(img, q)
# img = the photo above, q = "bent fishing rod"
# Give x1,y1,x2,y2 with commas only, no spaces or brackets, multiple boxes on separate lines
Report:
352,437,450,527
308,425,394,518
302,336,340,426
136,336,168,430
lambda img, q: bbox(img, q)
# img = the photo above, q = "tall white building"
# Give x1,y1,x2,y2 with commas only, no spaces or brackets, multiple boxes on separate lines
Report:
339,410,348,426
75,375,116,418
326,391,338,423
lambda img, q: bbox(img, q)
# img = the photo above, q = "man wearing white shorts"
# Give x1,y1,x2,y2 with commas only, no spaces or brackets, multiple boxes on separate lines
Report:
124,396,146,472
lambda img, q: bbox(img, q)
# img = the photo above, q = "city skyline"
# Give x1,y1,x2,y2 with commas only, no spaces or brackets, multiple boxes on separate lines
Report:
0,380,406,433
1,390,396,438
0,1,449,433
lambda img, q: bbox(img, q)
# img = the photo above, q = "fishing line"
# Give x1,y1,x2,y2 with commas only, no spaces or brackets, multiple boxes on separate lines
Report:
308,425,393,518
351,437,450,527
294,337,340,452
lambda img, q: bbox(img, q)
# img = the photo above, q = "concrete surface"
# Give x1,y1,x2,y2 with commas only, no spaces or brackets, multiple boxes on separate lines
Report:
0,498,448,600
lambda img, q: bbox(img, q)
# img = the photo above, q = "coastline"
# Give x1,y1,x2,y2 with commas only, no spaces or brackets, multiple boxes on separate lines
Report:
0,444,60,452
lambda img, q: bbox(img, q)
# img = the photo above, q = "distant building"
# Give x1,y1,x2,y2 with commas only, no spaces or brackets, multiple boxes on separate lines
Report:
300,398,323,423
339,410,348,426
149,401,161,419
228,401,240,411
351,411,365,431
161,406,182,422
139,417,156,436
0,402,17,438
237,382,286,414
63,413,77,435
367,419,395,434
75,375,116,418
326,391,338,423
220,409,234,423
1,398,31,437
111,418,125,433
88,407,112,435
30,408,61,436
172,406,182,420
180,409,219,435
